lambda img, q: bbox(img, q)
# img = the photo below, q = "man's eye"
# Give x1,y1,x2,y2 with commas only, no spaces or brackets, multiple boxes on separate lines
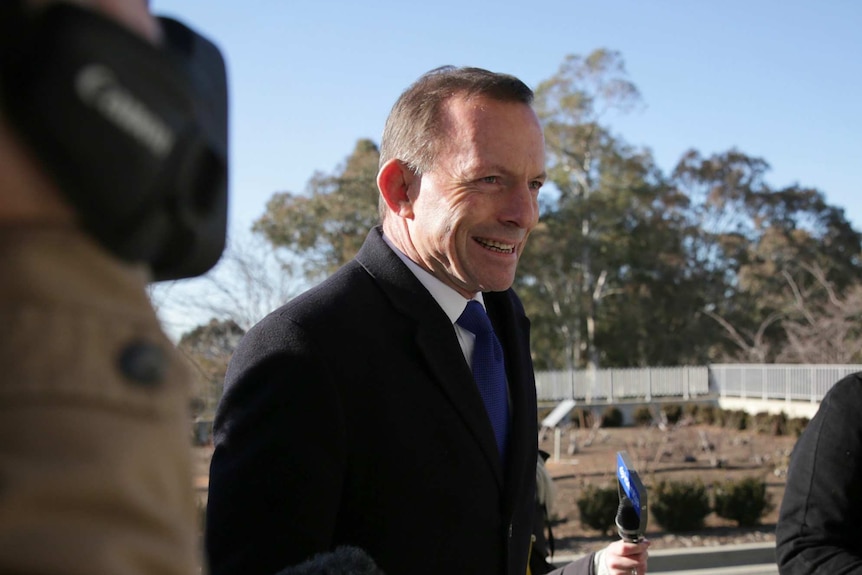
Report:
530,180,544,191
481,176,499,184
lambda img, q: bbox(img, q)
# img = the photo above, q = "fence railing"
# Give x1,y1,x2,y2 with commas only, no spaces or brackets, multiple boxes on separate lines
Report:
535,366,710,402
710,363,862,403
535,364,862,404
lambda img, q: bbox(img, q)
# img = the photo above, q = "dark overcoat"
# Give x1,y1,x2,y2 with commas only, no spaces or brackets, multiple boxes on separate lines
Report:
206,227,548,575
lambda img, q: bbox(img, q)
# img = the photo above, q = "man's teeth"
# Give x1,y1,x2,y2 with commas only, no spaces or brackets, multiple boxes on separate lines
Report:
477,238,515,253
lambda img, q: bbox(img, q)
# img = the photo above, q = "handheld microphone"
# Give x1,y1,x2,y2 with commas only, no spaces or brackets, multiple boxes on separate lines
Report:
615,451,648,543
275,546,386,575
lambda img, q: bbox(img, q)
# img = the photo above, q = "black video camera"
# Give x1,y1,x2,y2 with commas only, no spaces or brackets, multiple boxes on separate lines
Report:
0,0,229,281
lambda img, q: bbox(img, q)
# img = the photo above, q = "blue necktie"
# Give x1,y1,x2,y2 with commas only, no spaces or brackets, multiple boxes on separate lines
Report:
457,300,510,462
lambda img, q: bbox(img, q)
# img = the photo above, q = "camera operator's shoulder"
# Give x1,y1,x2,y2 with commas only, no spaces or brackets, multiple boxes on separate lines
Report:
0,226,192,417
0,227,199,570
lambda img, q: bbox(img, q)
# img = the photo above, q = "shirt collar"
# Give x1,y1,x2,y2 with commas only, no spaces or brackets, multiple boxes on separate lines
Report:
382,233,484,324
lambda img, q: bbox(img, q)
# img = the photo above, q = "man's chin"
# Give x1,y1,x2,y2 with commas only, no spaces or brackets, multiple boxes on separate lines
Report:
477,276,517,294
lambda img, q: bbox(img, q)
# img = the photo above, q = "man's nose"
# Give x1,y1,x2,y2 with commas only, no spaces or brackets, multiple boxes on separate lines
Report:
501,183,538,229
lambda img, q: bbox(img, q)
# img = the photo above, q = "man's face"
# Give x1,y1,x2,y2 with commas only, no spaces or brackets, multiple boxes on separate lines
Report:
406,95,546,298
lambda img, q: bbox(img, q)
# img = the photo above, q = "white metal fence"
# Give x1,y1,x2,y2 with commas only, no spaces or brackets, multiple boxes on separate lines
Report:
535,366,710,402
535,364,862,403
710,363,862,403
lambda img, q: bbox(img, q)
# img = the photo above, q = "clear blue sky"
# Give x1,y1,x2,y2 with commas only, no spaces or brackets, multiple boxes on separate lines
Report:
152,0,861,236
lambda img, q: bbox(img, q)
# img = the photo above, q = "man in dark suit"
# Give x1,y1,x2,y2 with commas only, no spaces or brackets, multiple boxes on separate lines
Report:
205,66,649,575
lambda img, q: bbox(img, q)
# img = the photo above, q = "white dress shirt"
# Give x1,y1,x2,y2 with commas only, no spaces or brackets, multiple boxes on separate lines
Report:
381,234,483,369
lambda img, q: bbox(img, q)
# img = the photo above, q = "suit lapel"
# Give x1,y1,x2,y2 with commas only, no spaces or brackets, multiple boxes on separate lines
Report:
414,322,506,485
485,291,538,515
356,229,505,486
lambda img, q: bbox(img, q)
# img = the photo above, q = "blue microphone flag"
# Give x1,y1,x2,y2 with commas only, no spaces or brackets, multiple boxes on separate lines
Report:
616,450,648,541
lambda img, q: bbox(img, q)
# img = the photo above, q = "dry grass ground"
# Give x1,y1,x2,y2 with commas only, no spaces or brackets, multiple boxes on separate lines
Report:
540,422,798,555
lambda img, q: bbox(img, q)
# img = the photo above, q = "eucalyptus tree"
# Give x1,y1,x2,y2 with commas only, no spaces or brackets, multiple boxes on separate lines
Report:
178,318,245,418
254,138,381,280
672,148,862,361
522,49,708,369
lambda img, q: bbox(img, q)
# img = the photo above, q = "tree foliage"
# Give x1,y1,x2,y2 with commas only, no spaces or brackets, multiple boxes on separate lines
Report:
150,230,302,336
522,49,645,370
178,318,245,418
673,149,862,362
253,138,380,280
521,49,715,369
177,49,862,372
515,49,862,369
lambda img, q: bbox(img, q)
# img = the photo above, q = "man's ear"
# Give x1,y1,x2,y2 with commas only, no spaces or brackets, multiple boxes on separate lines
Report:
377,159,417,218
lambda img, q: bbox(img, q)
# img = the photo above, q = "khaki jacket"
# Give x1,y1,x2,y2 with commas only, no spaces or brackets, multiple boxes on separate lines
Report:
0,226,200,574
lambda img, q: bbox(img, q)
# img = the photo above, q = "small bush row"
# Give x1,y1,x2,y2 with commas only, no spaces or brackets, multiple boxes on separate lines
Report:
546,403,809,437
576,476,773,534
603,404,809,437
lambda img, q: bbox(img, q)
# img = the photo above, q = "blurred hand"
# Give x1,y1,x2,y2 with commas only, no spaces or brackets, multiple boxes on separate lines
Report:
601,538,650,575
27,0,161,43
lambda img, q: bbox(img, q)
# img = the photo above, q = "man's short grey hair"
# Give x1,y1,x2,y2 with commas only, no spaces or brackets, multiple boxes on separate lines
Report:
377,66,535,222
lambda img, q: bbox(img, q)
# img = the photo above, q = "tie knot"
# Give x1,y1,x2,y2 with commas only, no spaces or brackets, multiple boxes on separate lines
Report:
457,300,493,336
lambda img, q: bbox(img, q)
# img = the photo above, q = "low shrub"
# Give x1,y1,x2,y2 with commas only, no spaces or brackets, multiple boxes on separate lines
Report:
752,411,788,435
650,479,711,532
601,406,623,428
752,411,773,434
683,402,700,421
787,416,810,437
694,404,718,425
662,403,683,425
632,406,653,427
576,484,619,535
723,409,749,431
768,412,788,436
713,477,774,527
